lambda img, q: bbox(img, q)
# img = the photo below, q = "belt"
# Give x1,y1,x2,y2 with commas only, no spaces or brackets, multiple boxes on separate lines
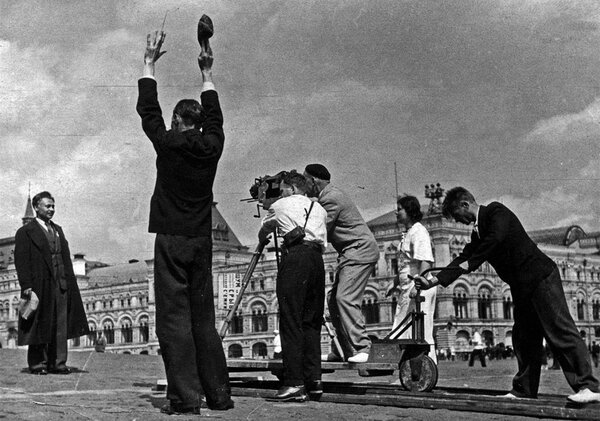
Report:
283,241,322,254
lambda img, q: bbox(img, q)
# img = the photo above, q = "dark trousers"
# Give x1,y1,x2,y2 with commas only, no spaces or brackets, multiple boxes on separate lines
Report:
28,284,68,370
154,234,231,409
511,268,599,398
468,349,486,367
277,244,325,387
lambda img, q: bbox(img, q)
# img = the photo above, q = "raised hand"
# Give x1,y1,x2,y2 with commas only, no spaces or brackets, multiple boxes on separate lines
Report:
144,31,166,65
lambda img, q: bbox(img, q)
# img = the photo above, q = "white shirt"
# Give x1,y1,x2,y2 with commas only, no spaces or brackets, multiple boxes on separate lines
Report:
397,222,433,287
36,218,58,236
261,195,328,250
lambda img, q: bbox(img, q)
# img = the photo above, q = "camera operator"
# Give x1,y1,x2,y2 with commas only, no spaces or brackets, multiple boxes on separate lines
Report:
258,172,328,402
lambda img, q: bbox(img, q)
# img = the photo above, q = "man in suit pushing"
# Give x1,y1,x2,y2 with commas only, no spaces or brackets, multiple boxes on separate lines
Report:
15,191,88,375
414,186,600,404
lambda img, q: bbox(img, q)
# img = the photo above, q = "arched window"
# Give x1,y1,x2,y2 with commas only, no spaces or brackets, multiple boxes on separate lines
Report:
103,320,115,344
453,286,469,319
87,322,97,347
251,303,268,332
592,298,600,321
139,316,149,342
577,298,586,321
121,319,133,343
390,295,398,320
13,297,19,318
455,330,470,350
252,342,268,359
228,344,243,358
361,292,380,324
232,311,244,334
482,329,494,347
503,294,513,320
478,287,492,319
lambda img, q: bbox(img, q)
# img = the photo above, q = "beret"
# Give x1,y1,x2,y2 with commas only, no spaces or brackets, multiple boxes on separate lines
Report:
304,164,331,181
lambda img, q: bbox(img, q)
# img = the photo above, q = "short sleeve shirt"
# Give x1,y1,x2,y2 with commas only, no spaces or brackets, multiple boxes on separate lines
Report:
397,222,434,287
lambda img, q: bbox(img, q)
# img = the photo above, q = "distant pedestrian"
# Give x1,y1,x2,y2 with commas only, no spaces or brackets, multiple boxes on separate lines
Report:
468,331,486,367
592,342,599,368
95,332,106,353
273,330,282,359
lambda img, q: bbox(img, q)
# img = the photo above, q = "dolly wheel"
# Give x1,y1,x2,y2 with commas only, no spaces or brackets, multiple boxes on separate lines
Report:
399,355,438,392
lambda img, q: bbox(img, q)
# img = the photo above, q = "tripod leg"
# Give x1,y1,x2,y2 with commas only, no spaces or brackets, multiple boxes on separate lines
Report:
323,316,345,360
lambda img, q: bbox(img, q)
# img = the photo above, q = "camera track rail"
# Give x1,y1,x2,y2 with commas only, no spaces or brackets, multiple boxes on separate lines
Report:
230,377,599,420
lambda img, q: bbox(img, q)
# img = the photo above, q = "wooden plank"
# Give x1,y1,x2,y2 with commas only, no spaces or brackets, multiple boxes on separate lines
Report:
226,358,398,371
230,381,600,420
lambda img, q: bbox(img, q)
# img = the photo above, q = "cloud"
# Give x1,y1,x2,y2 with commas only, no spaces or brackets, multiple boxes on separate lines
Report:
493,186,596,232
0,40,60,129
522,98,600,145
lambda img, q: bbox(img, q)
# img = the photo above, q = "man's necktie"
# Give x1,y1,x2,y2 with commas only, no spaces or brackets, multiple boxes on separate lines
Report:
46,221,55,237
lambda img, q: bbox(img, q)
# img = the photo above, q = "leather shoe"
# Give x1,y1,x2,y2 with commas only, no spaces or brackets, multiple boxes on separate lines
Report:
567,388,600,404
268,386,308,402
306,380,323,401
29,367,47,375
321,353,343,362
49,366,71,375
208,398,234,410
160,403,200,415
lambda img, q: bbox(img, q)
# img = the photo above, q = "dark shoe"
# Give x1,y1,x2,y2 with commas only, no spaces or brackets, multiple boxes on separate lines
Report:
208,398,234,410
49,366,71,375
268,386,308,402
306,380,323,401
160,403,200,415
29,367,47,375
321,353,343,362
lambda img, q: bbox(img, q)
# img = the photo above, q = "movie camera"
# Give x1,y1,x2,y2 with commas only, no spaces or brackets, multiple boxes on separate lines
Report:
242,170,300,216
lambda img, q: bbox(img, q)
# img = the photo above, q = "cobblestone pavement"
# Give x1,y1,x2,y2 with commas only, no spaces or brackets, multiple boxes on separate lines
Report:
0,349,597,420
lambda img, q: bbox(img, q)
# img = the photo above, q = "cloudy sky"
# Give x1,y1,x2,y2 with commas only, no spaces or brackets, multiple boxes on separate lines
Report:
2,0,600,263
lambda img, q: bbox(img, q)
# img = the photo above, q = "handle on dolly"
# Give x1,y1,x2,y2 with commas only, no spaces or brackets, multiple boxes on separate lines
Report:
385,266,463,341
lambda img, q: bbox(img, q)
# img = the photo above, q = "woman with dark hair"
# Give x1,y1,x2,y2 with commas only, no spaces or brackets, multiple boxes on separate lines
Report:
389,195,437,363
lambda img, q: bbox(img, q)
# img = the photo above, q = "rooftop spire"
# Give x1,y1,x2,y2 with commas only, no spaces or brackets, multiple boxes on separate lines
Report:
22,185,35,225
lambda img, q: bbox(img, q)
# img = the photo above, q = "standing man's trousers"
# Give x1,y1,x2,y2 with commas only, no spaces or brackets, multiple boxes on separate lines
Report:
277,243,325,386
28,282,68,370
327,261,375,358
154,234,231,410
511,268,598,398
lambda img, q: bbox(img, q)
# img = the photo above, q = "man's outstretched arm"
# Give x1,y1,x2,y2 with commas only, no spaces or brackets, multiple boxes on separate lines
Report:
143,30,166,78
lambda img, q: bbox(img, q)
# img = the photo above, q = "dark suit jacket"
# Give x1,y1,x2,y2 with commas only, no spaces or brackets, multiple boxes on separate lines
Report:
15,220,89,345
436,202,555,300
136,78,224,236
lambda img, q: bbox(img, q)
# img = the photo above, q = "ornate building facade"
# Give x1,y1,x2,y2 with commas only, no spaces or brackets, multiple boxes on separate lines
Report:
2,190,599,361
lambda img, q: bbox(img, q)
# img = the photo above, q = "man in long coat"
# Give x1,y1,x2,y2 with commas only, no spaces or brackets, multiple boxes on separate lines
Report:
15,191,89,375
